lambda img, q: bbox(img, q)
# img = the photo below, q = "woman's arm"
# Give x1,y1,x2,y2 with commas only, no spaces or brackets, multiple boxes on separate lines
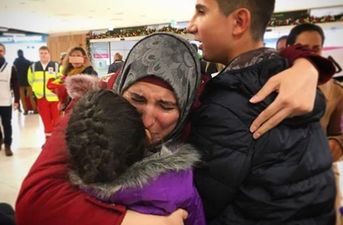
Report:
16,114,127,225
249,45,336,139
122,209,188,225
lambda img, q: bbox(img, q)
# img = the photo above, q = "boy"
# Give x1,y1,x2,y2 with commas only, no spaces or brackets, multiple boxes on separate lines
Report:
188,0,335,224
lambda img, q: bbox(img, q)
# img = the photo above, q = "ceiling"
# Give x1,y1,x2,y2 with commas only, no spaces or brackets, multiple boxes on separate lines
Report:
0,0,342,34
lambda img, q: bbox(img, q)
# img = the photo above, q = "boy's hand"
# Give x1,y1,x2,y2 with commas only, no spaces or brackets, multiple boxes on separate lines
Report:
249,58,318,139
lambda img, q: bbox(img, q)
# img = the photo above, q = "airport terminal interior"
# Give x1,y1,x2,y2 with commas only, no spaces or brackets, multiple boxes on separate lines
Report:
0,0,343,224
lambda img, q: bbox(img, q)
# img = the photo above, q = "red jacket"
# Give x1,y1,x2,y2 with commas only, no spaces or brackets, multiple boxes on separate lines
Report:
16,108,126,225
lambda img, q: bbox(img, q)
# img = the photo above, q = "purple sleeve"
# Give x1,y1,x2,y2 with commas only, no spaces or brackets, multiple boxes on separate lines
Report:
110,169,206,225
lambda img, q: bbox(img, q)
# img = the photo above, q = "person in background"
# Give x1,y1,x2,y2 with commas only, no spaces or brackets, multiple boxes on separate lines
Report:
47,47,97,112
0,43,19,157
108,52,124,74
13,49,37,115
62,47,97,76
27,46,60,140
188,0,335,224
276,35,288,51
287,23,343,225
287,23,343,161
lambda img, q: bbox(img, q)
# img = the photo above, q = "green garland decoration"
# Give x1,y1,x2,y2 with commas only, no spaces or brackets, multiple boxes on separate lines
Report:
86,14,343,58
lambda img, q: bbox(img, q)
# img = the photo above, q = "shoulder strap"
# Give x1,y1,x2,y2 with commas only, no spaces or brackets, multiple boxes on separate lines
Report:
30,62,36,81
0,62,8,72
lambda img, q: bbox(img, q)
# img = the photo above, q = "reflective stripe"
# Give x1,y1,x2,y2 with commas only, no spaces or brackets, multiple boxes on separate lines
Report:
45,93,57,97
32,78,44,83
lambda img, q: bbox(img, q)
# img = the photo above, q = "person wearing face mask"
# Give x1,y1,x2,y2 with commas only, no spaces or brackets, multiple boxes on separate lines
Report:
47,47,97,112
0,43,19,156
62,47,97,76
27,46,61,140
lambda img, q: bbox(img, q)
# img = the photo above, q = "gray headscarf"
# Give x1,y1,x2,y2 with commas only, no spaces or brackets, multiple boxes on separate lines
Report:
114,33,201,145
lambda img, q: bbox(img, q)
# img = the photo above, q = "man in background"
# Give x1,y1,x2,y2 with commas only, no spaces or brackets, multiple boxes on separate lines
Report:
0,43,19,156
28,46,60,140
13,49,37,115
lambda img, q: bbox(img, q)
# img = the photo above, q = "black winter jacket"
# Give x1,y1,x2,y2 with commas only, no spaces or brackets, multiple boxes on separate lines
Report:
190,48,335,225
82,66,98,76
13,56,31,86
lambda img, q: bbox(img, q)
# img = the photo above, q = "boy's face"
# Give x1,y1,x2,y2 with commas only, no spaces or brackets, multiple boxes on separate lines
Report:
295,31,323,56
187,0,234,64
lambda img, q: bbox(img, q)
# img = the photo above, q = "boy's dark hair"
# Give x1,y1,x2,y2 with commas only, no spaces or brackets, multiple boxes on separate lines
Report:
66,89,146,184
39,46,49,52
286,23,325,46
216,0,275,41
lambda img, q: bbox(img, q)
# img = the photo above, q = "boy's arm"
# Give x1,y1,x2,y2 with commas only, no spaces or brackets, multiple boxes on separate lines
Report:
249,46,335,139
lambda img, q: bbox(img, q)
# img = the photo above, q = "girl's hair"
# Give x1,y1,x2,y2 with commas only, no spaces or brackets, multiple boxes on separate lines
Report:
66,90,146,184
62,46,90,75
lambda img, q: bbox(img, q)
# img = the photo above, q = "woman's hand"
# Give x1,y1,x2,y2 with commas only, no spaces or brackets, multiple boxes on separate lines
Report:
166,209,188,225
121,209,188,225
249,58,319,139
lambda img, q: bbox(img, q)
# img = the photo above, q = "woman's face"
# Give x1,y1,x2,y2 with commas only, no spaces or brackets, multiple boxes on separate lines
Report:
123,81,180,144
69,50,85,68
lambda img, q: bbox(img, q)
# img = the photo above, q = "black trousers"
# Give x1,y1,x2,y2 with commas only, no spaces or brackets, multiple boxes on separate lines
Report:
0,203,15,225
0,106,12,146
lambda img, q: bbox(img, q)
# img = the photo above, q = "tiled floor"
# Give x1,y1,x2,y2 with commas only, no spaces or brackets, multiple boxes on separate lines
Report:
0,110,45,207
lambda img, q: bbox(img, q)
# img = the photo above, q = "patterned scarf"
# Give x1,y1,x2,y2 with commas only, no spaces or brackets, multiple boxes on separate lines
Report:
114,33,201,145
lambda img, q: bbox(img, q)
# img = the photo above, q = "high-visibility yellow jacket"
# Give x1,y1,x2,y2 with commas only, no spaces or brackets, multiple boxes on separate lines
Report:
27,61,61,102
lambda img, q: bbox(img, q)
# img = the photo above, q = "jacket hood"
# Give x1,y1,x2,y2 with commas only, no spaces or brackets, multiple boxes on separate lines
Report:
69,144,200,199
65,74,101,99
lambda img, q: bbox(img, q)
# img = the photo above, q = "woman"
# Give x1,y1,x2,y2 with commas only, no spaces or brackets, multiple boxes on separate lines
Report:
16,33,335,225
62,47,97,76
48,47,98,111
17,33,202,225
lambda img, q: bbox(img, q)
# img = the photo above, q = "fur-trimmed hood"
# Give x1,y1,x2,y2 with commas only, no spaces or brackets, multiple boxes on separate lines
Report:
65,74,101,99
69,144,200,199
